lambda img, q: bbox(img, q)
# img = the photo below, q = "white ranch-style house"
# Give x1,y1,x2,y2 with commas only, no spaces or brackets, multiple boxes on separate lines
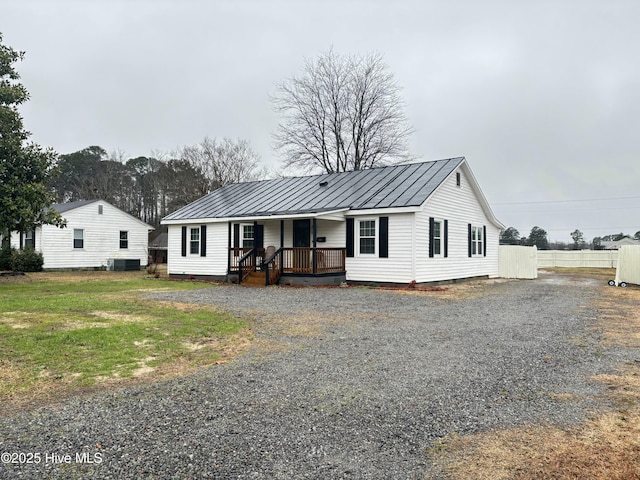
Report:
161,157,504,286
9,199,153,270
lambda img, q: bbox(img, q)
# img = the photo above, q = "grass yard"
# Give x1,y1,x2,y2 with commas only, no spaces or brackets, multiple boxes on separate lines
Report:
0,271,249,413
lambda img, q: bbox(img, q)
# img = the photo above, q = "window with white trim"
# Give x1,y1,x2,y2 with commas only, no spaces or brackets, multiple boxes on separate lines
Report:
119,231,128,249
358,219,376,255
73,229,84,249
433,220,442,256
190,227,200,254
242,225,254,248
472,226,484,256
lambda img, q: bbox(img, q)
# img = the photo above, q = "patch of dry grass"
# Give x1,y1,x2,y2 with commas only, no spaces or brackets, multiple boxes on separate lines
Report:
426,273,640,480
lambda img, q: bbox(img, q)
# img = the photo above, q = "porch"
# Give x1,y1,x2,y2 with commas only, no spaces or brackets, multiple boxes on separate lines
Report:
229,247,346,286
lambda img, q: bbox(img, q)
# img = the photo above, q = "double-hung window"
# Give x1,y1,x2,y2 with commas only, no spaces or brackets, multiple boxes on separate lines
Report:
242,225,254,248
190,227,200,254
119,231,128,249
472,226,484,256
73,229,84,249
433,220,442,256
359,219,376,255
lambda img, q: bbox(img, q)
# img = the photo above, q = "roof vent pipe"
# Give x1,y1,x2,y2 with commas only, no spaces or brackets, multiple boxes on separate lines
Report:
319,181,329,187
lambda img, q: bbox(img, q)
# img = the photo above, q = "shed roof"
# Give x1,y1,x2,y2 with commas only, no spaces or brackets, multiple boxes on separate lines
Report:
163,157,465,221
51,199,99,213
50,199,154,229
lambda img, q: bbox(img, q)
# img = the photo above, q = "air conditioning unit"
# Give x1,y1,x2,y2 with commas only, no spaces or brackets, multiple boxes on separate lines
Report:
107,259,141,271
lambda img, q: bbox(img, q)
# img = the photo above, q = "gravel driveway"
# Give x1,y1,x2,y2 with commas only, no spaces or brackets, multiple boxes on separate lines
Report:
0,273,627,479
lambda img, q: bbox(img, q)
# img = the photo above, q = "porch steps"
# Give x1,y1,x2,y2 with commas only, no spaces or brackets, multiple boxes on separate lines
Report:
241,271,267,287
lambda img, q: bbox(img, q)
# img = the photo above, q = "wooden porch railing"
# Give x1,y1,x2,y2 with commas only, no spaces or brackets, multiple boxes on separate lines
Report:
281,247,345,274
229,247,346,284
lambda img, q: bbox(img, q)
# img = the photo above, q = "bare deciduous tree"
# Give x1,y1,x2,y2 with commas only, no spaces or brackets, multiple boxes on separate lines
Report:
272,49,413,173
179,137,267,191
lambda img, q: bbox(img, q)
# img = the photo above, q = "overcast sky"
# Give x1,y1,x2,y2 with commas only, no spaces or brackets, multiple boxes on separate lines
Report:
3,0,640,242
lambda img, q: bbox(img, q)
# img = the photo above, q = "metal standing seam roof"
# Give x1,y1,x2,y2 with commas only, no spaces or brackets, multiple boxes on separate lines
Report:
162,157,465,221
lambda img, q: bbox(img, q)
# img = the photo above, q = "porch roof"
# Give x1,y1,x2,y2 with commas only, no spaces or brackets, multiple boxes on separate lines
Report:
162,157,464,223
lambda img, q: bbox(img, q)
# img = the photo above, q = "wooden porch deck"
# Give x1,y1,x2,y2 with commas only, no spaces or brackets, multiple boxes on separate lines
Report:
229,247,346,285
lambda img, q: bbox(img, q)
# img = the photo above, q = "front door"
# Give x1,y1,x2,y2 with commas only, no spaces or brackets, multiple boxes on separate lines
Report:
292,219,310,271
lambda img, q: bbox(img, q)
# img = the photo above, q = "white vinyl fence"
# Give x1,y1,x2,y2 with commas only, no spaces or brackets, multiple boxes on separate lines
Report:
537,250,618,268
498,246,538,279
614,245,640,286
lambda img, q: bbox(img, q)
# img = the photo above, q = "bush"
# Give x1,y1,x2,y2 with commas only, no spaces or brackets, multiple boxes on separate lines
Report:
0,243,14,270
10,247,44,272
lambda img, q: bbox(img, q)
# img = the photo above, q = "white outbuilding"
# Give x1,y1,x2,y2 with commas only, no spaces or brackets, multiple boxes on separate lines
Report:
10,199,153,270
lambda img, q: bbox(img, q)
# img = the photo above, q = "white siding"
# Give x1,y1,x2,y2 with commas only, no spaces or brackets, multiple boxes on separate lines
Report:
167,222,228,276
414,168,500,282
167,218,346,278
346,213,415,283
37,202,151,269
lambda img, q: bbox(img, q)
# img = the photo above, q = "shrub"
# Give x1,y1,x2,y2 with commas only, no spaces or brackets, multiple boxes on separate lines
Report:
10,247,44,272
0,243,14,270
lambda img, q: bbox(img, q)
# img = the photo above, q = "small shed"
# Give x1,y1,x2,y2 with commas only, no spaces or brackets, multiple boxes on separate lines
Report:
613,245,640,287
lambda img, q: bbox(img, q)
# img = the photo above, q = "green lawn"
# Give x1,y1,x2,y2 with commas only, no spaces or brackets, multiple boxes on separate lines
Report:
0,271,247,408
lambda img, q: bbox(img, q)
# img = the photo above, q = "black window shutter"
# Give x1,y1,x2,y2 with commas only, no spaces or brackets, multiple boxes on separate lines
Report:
200,225,207,257
483,225,487,257
19,232,23,250
181,226,187,257
468,223,472,257
346,218,354,258
428,217,435,258
254,224,264,249
444,220,449,258
233,223,240,248
379,216,389,258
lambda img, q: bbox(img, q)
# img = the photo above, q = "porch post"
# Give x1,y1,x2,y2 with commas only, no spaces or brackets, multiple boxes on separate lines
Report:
279,220,285,276
312,218,317,274
280,220,284,248
227,222,231,276
253,220,258,269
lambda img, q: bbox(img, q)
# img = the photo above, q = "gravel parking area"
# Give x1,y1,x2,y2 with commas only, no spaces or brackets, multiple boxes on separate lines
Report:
0,273,627,479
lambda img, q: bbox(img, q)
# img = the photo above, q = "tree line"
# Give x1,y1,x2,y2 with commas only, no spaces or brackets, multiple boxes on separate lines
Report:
48,139,267,228
500,226,640,250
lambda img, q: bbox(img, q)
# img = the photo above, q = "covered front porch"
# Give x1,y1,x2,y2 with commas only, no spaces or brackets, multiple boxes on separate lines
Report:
227,213,347,286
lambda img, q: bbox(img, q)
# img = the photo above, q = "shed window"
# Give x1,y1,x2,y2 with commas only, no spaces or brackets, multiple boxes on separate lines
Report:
73,229,84,249
119,231,128,249
24,230,35,248
98,205,103,214
190,228,200,254
359,219,376,255
472,226,484,256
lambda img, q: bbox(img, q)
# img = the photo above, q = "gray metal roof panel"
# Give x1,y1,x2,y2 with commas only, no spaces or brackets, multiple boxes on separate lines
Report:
162,157,465,221
51,199,99,214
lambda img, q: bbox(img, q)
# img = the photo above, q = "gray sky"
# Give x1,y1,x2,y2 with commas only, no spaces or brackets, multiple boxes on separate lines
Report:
4,0,640,243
